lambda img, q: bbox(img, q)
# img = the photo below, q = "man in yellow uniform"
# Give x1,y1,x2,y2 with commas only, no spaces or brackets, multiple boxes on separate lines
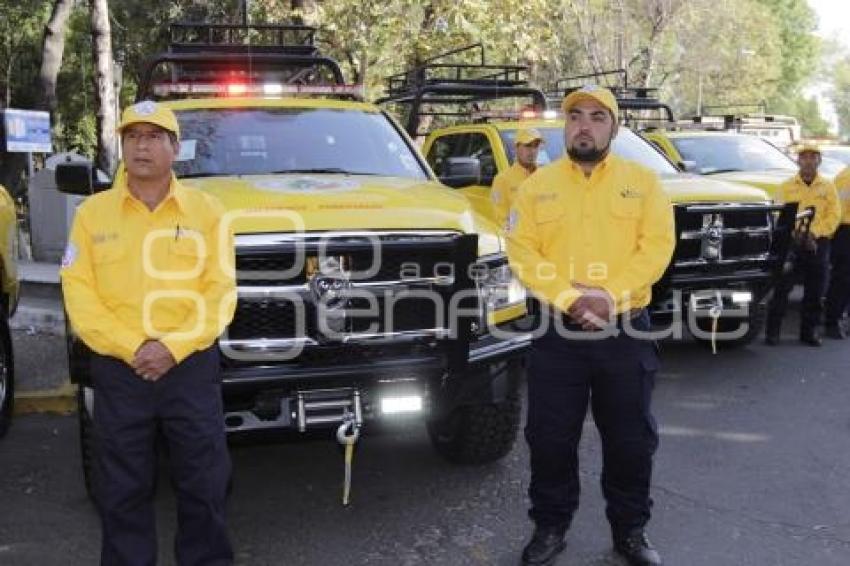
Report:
491,128,543,229
507,86,674,566
61,101,236,565
824,164,850,338
766,145,841,346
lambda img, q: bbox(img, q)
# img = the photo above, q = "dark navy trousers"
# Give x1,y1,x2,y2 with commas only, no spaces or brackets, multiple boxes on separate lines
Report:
91,347,233,566
525,312,660,537
767,237,831,334
825,225,850,327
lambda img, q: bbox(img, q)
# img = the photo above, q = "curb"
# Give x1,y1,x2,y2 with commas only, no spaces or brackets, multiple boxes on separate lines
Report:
14,381,76,415
10,304,65,336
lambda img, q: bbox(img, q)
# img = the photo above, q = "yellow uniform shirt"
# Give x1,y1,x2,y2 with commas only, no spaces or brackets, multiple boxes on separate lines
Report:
491,162,533,229
506,154,675,313
779,174,841,237
61,174,236,365
833,166,850,225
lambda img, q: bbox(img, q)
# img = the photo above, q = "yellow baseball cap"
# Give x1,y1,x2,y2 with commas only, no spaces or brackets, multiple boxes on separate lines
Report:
561,85,619,119
117,100,180,136
795,143,821,156
515,128,543,146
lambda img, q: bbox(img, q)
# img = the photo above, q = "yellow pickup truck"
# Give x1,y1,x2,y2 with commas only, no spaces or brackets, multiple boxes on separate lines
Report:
0,182,17,437
379,54,797,349
55,24,532,494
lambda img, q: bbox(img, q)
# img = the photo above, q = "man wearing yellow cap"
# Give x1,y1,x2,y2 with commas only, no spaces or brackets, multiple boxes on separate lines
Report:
491,128,543,229
766,144,841,346
61,100,236,564
823,164,850,338
507,85,672,566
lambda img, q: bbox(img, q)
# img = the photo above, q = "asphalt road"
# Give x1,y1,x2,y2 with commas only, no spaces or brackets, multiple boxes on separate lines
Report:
1,322,849,565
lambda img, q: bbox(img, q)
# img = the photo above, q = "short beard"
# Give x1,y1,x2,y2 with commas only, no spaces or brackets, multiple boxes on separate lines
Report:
567,143,610,164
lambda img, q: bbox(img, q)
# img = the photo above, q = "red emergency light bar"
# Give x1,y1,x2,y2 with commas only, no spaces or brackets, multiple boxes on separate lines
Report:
470,109,561,121
151,82,366,100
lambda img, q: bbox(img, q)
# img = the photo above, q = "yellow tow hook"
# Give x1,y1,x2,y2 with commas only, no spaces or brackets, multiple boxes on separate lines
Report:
709,291,723,355
336,413,360,506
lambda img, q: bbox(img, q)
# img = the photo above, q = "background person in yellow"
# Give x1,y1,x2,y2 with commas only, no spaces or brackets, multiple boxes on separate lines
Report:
824,164,850,339
507,85,673,566
491,128,543,229
766,144,841,346
60,100,236,565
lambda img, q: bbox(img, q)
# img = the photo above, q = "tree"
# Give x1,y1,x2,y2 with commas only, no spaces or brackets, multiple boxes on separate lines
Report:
90,0,117,174
39,0,77,117
829,56,850,140
754,0,820,107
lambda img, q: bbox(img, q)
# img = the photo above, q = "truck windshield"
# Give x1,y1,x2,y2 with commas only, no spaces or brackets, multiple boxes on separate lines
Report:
670,134,796,174
173,107,428,180
820,146,850,165
500,127,679,175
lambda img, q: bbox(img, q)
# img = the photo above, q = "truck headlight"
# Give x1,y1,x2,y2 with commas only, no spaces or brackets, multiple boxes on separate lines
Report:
475,254,526,313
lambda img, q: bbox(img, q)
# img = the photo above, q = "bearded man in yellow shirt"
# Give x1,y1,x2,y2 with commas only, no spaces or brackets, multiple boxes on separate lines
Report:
61,101,236,565
507,86,673,566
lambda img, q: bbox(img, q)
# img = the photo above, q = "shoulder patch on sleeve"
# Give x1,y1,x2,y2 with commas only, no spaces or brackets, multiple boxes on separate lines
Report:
60,242,78,270
507,208,519,233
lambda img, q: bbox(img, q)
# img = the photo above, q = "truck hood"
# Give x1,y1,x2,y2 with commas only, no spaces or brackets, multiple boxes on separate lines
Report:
703,170,791,198
181,174,503,256
659,174,772,203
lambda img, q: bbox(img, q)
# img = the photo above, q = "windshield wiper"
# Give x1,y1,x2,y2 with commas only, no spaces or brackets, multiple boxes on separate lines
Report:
703,168,744,175
270,168,378,175
179,172,225,179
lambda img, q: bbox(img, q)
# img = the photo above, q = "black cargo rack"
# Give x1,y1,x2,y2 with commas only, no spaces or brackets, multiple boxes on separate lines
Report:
376,44,547,137
546,69,675,126
138,22,355,101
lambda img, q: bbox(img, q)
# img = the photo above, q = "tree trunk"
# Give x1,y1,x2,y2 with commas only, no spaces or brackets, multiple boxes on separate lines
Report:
89,0,117,175
290,0,318,25
38,0,76,117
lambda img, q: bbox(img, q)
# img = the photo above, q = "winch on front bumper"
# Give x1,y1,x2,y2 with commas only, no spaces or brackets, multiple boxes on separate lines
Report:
218,229,531,434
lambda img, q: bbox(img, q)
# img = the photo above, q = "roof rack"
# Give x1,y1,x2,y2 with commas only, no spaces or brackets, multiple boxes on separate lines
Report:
545,69,675,125
376,44,547,137
701,102,768,115
138,22,353,101
169,22,319,55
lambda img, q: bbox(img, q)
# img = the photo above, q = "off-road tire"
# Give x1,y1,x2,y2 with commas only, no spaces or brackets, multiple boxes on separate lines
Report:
0,318,14,438
78,386,96,500
427,360,522,465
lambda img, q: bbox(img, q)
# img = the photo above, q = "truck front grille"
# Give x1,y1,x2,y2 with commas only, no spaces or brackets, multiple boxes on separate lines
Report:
221,231,477,361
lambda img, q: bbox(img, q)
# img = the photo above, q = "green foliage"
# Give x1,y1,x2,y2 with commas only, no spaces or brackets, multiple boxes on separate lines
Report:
0,0,51,107
829,56,850,139
0,0,833,157
754,0,820,99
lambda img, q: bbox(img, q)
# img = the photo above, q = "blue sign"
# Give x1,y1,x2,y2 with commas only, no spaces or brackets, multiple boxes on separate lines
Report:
2,108,52,153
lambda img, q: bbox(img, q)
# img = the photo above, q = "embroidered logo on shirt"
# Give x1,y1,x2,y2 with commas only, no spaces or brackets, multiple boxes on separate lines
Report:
620,187,641,199
133,101,157,116
91,232,119,245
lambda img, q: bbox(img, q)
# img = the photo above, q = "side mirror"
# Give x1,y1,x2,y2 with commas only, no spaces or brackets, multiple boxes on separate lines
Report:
55,161,111,195
439,157,481,188
678,160,699,173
